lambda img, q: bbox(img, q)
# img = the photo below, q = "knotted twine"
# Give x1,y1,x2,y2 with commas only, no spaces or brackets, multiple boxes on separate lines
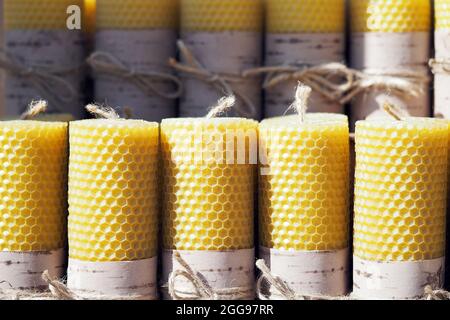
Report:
429,58,450,74
166,251,254,300
87,51,183,100
242,62,428,105
0,50,79,109
169,40,257,118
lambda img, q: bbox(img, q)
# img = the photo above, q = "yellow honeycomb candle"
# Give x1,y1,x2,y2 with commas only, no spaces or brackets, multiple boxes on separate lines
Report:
258,112,350,298
433,1,450,119
353,118,448,300
349,0,431,129
67,115,160,299
3,0,85,118
84,0,96,35
0,120,68,290
178,0,263,118
93,0,178,121
265,0,346,116
161,117,258,299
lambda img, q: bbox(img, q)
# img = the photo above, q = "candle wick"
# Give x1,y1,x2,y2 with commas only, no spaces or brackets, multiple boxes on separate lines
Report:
206,95,236,119
20,100,48,120
291,83,311,123
123,106,134,119
86,104,121,120
382,102,403,121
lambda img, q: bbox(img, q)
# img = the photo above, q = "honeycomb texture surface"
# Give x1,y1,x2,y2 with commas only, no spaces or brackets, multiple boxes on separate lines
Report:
354,119,448,262
68,120,159,262
161,118,257,251
181,0,263,32
266,0,345,33
96,0,178,30
4,0,83,30
435,0,450,30
350,0,431,33
259,114,350,251
0,121,68,252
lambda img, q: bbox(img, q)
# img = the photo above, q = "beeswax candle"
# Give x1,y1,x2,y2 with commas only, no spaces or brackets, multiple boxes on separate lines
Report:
178,0,263,118
92,0,178,121
84,0,96,35
353,117,448,300
161,114,258,299
67,108,159,299
0,108,68,290
433,1,450,119
2,0,85,118
264,0,346,117
258,88,350,298
349,0,431,129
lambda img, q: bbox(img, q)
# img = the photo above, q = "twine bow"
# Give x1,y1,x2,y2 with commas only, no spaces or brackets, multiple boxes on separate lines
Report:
339,69,429,104
0,50,78,109
243,62,354,103
429,58,450,74
87,51,183,100
169,40,257,118
167,251,253,300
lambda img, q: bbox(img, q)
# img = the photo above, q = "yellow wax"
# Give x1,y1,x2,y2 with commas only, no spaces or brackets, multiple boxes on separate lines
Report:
68,119,159,262
266,0,345,33
96,0,178,30
4,0,84,30
0,121,68,252
350,0,431,33
161,118,258,251
181,0,263,32
435,0,450,30
84,0,96,34
354,118,448,262
259,114,350,251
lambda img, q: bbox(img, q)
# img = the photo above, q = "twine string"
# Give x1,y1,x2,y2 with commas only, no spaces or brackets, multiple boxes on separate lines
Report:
169,40,257,118
206,95,236,119
0,50,79,108
429,58,450,74
85,103,121,119
167,251,253,300
87,51,183,100
382,102,404,121
20,100,48,120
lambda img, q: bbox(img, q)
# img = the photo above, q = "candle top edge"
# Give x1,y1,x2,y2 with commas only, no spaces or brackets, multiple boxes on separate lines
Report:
0,120,68,127
355,117,449,129
70,119,159,127
261,114,349,127
161,118,258,125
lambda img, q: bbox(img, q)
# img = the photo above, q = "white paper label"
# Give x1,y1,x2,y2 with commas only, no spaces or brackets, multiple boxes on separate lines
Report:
94,29,177,122
264,33,345,117
259,247,349,299
67,257,157,300
353,256,445,300
162,249,255,300
0,249,64,290
178,31,262,119
4,30,85,118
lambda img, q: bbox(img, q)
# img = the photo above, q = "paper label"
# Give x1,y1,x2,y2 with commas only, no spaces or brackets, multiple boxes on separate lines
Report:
264,33,345,117
94,29,177,121
259,247,349,298
0,249,64,290
162,249,255,300
67,257,157,300
178,31,262,119
353,256,445,300
4,30,85,118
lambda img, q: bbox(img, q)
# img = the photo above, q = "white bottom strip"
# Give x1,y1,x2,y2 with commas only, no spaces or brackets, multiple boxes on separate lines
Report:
259,247,349,299
0,249,64,290
162,249,255,300
67,257,157,300
353,256,445,300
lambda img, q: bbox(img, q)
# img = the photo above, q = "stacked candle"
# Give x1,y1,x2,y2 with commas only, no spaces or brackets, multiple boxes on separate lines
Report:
0,119,68,291
0,0,4,115
84,0,96,37
92,0,178,121
67,114,160,299
2,0,85,118
259,113,350,298
264,0,346,117
353,117,448,299
161,117,258,299
349,0,431,128
433,1,450,119
178,0,263,119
